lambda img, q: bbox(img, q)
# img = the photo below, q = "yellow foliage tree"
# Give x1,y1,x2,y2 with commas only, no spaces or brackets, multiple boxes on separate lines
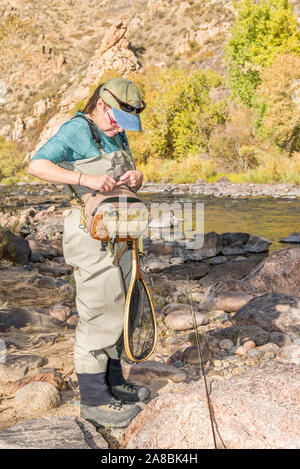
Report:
257,53,300,154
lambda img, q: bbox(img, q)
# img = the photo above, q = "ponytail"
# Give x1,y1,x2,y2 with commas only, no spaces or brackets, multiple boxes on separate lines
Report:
82,83,105,114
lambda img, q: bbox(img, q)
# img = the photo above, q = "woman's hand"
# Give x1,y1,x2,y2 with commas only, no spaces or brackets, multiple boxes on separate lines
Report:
115,170,143,189
81,174,116,192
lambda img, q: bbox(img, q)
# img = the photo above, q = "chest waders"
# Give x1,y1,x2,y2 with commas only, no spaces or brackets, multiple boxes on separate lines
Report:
61,115,156,382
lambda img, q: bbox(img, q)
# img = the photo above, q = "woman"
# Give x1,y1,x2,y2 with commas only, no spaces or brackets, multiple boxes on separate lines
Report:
28,78,150,429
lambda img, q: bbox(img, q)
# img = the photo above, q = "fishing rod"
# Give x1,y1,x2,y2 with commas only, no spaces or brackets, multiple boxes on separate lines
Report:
187,276,219,450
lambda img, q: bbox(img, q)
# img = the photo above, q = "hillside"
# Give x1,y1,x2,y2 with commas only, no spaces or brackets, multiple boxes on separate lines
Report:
0,0,299,181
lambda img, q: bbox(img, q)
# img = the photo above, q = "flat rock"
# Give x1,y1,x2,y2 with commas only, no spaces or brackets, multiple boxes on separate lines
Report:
209,256,228,265
27,239,59,258
214,291,254,312
163,262,209,280
165,335,194,353
218,339,234,350
221,247,246,256
0,354,47,382
33,276,57,289
147,241,176,257
244,247,300,296
162,303,195,316
243,235,271,253
233,293,300,338
125,361,300,449
147,259,170,272
169,257,184,265
269,331,292,347
207,325,270,347
36,262,72,277
0,416,108,449
122,360,187,384
199,259,259,287
0,307,66,331
0,368,66,397
165,310,208,330
280,233,300,244
222,232,250,246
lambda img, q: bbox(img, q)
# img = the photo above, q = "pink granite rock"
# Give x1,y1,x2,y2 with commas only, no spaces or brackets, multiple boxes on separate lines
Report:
125,361,299,449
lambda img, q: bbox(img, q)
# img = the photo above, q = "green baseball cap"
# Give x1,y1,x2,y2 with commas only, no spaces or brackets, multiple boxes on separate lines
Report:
99,78,146,132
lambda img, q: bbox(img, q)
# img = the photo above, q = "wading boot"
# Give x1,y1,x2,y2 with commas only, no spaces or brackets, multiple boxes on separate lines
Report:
106,358,151,404
110,382,151,404
80,398,141,429
77,371,141,428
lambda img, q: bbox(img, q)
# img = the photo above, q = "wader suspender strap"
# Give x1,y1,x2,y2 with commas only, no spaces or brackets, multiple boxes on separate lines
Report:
66,114,104,204
73,114,103,152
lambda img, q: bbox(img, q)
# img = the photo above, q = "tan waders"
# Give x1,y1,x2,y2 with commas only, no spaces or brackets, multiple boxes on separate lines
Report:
61,146,149,427
63,207,132,375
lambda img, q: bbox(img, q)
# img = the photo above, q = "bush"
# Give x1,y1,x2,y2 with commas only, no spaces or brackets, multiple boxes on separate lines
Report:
139,154,218,183
210,102,258,170
224,0,300,107
134,66,227,160
0,138,25,185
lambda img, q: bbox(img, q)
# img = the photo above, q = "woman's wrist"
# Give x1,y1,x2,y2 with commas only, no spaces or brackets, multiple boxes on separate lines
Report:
77,173,88,187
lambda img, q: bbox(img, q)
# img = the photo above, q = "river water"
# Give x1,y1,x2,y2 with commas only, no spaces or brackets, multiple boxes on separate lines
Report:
141,193,300,254
2,184,300,254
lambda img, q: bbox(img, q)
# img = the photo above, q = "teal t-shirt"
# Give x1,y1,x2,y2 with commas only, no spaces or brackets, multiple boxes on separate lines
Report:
31,111,129,164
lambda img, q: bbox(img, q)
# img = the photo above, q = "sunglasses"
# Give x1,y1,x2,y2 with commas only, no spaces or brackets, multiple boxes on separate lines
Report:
103,88,146,114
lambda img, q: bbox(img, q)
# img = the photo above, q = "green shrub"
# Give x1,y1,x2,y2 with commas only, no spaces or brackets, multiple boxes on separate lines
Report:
134,66,227,160
224,0,300,107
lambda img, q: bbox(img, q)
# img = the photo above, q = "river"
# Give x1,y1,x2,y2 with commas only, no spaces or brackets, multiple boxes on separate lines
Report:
2,184,300,254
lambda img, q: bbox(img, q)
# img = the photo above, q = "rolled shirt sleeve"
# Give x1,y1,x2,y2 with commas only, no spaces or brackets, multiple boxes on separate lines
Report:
30,116,101,165
30,136,73,164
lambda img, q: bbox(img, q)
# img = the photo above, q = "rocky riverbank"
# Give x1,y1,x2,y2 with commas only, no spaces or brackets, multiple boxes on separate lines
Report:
0,184,299,448
2,178,300,203
140,179,300,198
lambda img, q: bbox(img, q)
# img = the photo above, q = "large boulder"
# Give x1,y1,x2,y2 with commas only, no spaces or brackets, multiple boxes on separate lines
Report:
233,293,300,338
204,247,300,307
0,230,31,265
125,361,300,449
15,382,61,414
181,231,223,259
244,248,300,295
